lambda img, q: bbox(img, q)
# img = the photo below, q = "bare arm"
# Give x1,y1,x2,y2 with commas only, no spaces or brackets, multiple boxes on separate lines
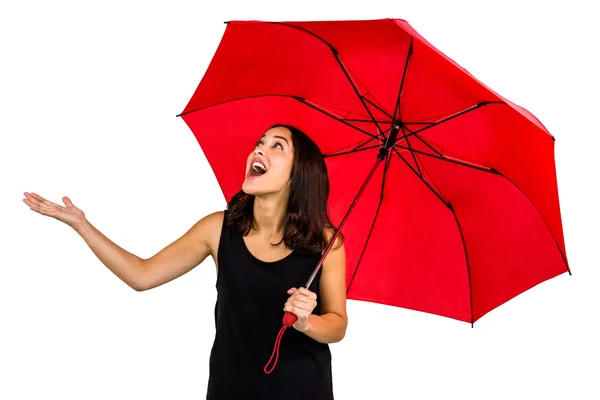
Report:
284,229,348,343
74,218,146,291
136,211,224,291
302,232,348,343
24,192,222,292
75,211,223,291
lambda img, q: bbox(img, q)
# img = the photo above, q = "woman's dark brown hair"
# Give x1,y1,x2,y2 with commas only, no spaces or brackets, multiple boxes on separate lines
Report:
225,123,343,255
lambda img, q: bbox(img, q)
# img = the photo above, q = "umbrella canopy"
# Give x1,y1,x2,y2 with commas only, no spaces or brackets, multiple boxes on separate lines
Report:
178,18,570,327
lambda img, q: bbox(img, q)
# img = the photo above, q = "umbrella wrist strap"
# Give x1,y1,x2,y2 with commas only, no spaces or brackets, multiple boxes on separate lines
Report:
264,325,288,374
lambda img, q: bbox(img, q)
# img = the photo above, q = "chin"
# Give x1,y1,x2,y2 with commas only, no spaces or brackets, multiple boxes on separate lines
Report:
242,179,285,197
242,180,262,195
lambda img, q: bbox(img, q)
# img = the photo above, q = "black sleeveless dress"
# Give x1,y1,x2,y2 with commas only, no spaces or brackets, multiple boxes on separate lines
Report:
206,210,334,399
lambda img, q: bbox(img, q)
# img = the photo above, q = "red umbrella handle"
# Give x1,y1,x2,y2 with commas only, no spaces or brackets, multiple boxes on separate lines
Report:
283,311,297,327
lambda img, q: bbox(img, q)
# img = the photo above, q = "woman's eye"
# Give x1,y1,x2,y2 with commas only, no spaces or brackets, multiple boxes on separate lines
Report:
254,140,282,149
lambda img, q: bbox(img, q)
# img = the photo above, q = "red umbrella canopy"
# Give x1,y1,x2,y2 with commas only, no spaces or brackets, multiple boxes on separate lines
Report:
179,18,570,324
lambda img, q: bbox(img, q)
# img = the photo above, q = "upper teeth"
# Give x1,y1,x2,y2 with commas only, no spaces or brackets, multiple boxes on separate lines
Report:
252,161,267,172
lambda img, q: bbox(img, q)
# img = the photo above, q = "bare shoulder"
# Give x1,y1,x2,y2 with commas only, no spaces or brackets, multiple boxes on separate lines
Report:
200,209,225,228
324,226,344,253
174,209,225,260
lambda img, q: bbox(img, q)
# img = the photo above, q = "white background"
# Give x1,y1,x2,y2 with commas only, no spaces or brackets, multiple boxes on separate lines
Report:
2,0,599,399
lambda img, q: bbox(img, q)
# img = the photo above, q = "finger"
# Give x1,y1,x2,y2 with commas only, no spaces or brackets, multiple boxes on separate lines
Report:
292,298,317,310
62,196,74,207
28,192,50,204
24,192,43,207
283,304,294,313
283,305,305,316
29,193,61,210
287,287,297,294
291,296,313,305
284,298,316,310
292,291,316,302
29,199,61,216
297,288,317,300
23,197,49,214
23,198,40,212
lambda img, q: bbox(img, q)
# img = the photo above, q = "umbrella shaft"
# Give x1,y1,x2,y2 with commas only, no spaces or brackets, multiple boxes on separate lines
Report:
305,155,384,289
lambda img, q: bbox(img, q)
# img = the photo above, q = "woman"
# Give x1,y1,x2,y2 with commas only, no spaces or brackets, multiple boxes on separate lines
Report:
23,124,348,399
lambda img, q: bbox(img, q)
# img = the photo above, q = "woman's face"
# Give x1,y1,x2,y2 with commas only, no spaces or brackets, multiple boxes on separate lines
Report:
242,126,295,196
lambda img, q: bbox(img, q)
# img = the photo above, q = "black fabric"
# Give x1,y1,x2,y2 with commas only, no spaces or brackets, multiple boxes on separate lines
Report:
206,210,334,399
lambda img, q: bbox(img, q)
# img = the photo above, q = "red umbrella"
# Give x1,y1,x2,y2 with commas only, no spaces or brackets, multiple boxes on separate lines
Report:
178,18,570,372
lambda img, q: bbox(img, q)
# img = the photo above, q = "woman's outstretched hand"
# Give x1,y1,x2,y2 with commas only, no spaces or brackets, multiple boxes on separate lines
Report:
284,287,318,332
23,192,86,230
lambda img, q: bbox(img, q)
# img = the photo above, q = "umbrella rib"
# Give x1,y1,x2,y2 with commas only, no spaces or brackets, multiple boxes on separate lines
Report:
345,118,393,124
395,101,504,143
177,94,381,142
324,129,394,159
176,93,304,117
392,36,413,124
267,22,388,145
413,150,476,326
392,148,450,208
487,168,572,276
447,202,475,326
329,47,387,143
362,97,394,120
346,152,392,295
395,143,498,174
324,137,378,158
398,125,423,178
403,124,443,161
403,121,435,125
355,136,380,150
293,97,381,140
392,147,475,325
324,144,380,159
397,125,498,175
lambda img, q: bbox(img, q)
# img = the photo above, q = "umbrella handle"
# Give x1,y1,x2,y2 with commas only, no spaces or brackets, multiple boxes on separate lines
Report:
283,311,297,327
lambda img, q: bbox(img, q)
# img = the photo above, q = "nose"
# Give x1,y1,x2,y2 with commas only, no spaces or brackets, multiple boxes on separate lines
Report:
254,148,264,156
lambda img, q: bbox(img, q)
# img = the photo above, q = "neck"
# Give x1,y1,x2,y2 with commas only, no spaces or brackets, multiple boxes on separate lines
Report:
251,193,288,238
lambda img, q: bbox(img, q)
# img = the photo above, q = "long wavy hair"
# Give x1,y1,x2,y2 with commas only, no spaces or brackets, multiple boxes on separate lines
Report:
225,123,343,255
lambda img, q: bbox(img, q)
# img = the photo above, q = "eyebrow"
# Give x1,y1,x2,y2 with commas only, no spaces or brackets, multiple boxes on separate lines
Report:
260,134,289,146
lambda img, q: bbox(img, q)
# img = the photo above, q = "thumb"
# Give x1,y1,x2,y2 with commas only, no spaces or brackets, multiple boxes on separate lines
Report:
287,287,297,294
62,196,74,207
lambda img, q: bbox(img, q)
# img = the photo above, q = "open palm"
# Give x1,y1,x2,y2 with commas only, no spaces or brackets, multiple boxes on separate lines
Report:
23,192,85,229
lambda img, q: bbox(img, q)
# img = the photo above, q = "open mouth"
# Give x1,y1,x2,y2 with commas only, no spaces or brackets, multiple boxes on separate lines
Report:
248,161,267,178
